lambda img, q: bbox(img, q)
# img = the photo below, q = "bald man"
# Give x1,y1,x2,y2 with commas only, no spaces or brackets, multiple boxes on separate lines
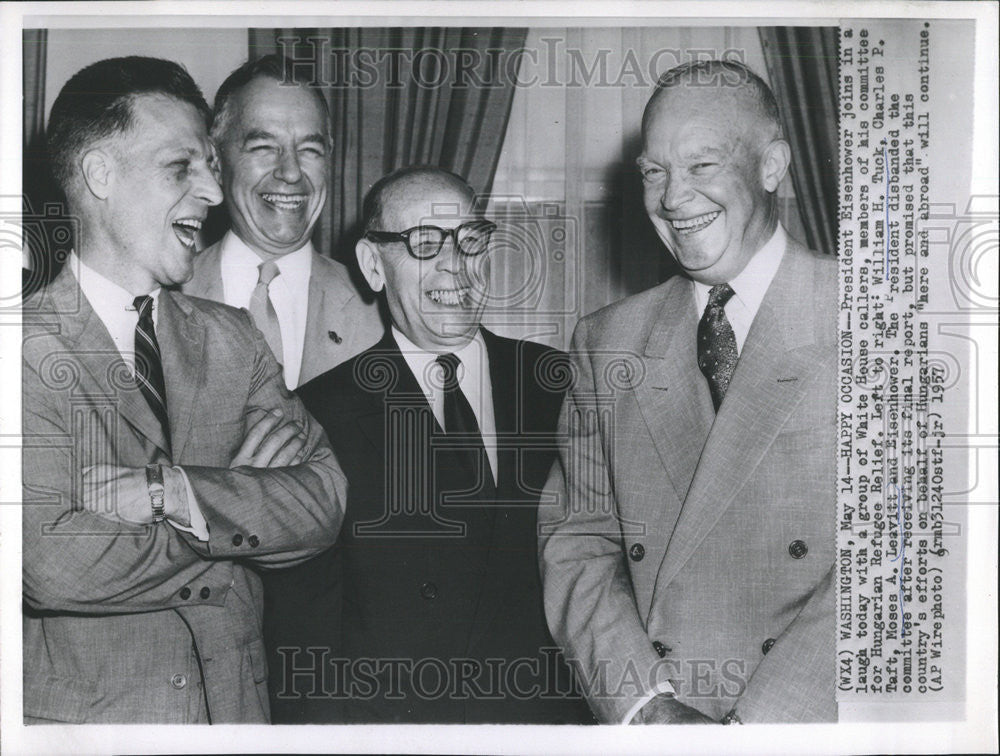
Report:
262,166,592,724
539,60,837,724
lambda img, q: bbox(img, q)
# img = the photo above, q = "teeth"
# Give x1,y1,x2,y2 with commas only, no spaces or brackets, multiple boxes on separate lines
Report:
173,218,203,231
172,219,202,248
261,193,306,210
670,211,720,235
427,288,470,306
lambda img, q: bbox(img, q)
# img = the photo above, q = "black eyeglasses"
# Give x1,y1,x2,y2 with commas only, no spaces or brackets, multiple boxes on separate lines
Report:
365,220,496,260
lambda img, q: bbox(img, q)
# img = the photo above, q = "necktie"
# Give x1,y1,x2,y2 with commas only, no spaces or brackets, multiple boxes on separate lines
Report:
436,353,496,493
697,283,739,412
133,295,171,454
248,260,283,364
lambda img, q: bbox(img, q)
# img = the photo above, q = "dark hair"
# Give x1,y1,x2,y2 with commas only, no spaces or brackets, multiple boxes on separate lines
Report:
47,56,210,192
646,59,783,138
211,55,330,143
361,165,477,233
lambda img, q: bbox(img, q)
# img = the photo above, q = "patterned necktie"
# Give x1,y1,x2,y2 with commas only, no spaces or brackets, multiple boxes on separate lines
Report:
697,283,739,412
436,353,496,493
248,260,283,364
133,295,171,454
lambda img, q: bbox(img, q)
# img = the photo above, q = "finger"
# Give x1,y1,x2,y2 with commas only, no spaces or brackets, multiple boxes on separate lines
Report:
251,421,303,466
269,432,308,468
235,410,284,461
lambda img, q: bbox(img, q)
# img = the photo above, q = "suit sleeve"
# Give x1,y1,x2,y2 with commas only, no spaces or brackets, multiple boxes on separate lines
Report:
730,564,837,722
172,311,346,569
22,354,223,614
538,320,672,724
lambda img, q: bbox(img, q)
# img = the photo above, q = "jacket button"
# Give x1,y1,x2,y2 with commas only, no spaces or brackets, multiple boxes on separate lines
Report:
248,534,260,548
199,586,211,600
420,581,438,600
762,637,776,655
628,543,645,561
652,640,668,658
788,540,808,559
179,587,191,600
232,534,243,546
170,673,187,689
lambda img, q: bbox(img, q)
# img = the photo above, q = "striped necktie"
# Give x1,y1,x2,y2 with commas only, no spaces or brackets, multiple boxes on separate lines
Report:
697,283,739,412
248,260,283,365
133,294,171,454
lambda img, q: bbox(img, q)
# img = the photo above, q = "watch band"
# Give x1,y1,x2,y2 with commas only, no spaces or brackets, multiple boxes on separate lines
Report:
145,463,166,523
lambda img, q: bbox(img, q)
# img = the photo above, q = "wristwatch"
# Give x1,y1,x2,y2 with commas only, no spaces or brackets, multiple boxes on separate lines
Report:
145,463,166,523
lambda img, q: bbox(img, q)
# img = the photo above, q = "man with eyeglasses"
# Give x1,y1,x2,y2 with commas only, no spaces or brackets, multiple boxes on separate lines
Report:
261,165,592,724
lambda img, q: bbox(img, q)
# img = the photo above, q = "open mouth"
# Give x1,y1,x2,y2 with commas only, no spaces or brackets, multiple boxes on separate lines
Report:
426,287,471,306
260,193,307,211
670,211,720,236
172,218,202,248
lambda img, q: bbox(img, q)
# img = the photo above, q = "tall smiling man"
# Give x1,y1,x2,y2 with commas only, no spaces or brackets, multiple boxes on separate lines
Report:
539,60,837,724
184,55,381,388
23,57,345,724
264,166,591,724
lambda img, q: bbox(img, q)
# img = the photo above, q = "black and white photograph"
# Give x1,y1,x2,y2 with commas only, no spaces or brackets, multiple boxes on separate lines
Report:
1,2,996,754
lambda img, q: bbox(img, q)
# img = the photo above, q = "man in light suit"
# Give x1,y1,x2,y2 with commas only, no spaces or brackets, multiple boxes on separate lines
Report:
184,55,382,389
22,56,346,723
539,60,837,724
263,166,592,724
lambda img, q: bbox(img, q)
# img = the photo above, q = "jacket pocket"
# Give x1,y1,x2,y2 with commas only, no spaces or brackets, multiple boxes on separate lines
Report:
23,674,101,724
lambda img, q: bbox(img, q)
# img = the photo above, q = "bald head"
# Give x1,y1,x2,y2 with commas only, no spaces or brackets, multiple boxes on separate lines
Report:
363,166,477,234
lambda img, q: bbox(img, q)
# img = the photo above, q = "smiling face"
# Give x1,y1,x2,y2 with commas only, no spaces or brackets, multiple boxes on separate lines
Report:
215,77,328,259
103,94,222,291
637,85,788,284
357,174,490,353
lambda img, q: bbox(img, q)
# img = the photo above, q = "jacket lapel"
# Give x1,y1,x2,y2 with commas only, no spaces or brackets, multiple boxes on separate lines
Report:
629,277,716,509
650,243,824,595
298,255,358,386
156,291,206,461
45,267,172,458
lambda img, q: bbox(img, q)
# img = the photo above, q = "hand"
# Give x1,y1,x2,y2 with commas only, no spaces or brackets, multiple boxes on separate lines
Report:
82,464,188,526
231,408,309,469
632,694,718,725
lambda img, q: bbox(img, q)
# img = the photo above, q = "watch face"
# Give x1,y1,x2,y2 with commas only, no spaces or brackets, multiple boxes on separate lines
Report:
145,463,165,486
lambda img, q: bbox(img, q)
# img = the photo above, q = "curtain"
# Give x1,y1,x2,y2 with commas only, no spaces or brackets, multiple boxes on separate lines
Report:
759,27,839,256
248,28,526,264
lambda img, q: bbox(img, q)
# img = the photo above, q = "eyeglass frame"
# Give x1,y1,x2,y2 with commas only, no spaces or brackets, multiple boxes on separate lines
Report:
363,220,497,260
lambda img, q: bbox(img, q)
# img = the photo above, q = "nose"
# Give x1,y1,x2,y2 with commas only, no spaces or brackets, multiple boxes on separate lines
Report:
194,163,223,206
434,232,462,272
660,170,693,212
274,149,303,184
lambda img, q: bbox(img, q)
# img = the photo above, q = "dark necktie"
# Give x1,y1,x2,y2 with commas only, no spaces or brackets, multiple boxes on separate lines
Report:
436,352,496,493
697,283,739,412
133,295,171,454
248,260,283,364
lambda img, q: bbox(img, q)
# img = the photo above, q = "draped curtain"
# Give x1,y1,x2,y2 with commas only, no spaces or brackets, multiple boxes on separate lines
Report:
759,27,840,256
248,27,526,263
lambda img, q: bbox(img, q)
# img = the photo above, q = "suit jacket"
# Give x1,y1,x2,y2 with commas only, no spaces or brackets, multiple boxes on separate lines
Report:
263,330,593,724
183,236,383,386
22,266,347,723
539,239,838,723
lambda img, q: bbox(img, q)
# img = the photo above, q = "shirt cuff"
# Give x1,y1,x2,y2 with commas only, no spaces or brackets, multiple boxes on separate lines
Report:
622,681,677,724
167,466,209,541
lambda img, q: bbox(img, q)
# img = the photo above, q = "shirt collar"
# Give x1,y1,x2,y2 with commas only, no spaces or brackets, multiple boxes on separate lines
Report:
692,224,786,316
69,251,161,323
220,230,313,288
391,325,486,396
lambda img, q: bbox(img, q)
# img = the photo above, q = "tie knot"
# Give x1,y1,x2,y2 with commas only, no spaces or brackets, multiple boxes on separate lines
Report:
133,295,154,318
707,283,735,309
257,260,281,286
436,353,462,389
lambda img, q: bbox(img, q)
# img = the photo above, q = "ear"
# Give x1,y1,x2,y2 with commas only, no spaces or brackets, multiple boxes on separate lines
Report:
80,149,114,200
760,139,791,193
355,238,385,293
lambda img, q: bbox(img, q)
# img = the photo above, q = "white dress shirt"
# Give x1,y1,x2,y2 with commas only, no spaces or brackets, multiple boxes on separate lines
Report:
691,224,787,353
391,326,498,482
219,230,313,389
69,252,207,540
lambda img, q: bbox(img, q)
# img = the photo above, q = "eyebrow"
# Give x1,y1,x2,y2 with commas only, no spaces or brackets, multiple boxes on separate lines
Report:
242,129,327,146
